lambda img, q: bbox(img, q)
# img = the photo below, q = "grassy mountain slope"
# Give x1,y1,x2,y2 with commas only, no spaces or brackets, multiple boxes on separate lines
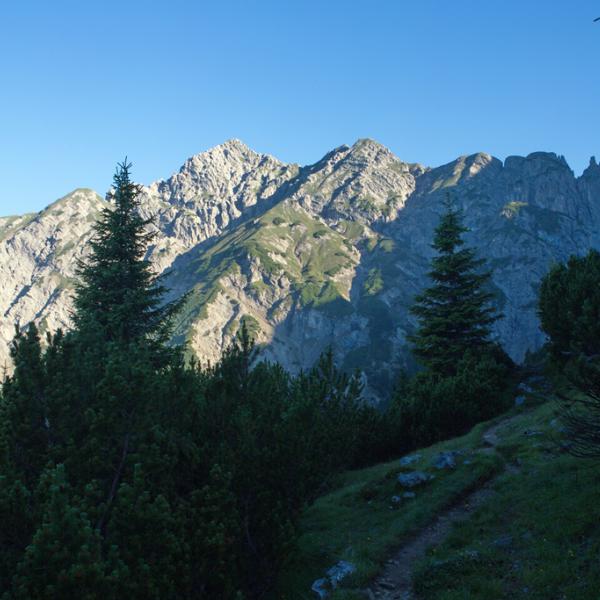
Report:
276,389,600,599
167,200,360,355
413,403,600,600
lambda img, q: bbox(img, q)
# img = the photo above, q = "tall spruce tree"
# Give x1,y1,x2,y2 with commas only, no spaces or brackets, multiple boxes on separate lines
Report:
409,196,500,375
62,160,188,536
73,160,180,349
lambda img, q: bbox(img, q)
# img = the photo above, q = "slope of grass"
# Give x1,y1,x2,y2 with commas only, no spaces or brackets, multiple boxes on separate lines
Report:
413,402,600,600
172,201,358,340
276,395,600,599
0,213,37,242
275,419,506,599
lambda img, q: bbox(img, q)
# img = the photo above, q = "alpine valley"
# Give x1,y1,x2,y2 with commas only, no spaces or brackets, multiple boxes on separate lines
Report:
2,139,599,399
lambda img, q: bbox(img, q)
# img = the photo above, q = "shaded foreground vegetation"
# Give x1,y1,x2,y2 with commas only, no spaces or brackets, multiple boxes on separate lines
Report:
277,386,600,599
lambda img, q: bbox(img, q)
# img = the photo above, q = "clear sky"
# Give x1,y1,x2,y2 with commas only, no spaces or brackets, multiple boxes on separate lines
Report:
1,1,598,215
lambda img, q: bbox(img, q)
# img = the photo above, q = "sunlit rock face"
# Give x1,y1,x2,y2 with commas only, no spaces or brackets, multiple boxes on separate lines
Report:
2,140,598,399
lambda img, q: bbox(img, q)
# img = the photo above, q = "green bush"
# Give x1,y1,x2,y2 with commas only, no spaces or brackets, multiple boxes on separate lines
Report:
539,250,600,459
539,249,600,361
390,350,511,448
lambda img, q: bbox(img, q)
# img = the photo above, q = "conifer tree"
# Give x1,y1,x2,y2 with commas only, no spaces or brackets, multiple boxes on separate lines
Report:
409,196,500,375
73,160,180,349
539,249,600,362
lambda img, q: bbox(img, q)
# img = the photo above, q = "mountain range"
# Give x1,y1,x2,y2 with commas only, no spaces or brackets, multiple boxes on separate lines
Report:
2,139,599,399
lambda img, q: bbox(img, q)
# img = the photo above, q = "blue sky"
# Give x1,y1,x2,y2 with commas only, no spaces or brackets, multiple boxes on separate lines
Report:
0,1,598,215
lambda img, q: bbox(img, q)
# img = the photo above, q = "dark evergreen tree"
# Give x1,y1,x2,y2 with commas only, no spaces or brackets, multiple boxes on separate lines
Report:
0,161,197,599
0,324,51,590
1,324,49,487
73,159,180,349
51,162,185,538
409,196,500,376
10,465,118,600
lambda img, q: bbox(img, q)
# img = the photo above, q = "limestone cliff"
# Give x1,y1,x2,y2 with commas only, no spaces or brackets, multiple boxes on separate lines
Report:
2,140,598,398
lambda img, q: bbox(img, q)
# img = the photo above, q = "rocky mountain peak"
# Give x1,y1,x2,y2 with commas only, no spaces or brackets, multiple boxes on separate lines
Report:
181,138,277,173
581,155,600,178
414,152,502,199
217,137,254,153
349,138,395,159
1,140,599,400
146,139,288,203
504,151,572,175
466,151,498,172
290,139,419,225
346,139,421,175
130,141,299,273
458,152,502,180
43,188,104,213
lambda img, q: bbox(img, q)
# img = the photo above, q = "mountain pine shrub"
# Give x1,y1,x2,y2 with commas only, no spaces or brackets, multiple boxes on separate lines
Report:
539,249,600,459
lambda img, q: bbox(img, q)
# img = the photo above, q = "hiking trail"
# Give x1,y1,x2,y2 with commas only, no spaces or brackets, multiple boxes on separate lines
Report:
364,413,523,600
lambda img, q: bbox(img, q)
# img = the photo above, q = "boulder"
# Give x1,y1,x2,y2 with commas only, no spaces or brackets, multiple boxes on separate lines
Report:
431,451,460,470
397,471,433,487
311,560,356,598
399,453,421,466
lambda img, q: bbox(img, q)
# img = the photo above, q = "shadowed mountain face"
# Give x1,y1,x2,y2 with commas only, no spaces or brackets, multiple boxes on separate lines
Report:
2,140,599,399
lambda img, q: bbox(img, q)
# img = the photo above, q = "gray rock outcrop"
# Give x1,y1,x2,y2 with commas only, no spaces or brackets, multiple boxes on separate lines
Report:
1,139,599,400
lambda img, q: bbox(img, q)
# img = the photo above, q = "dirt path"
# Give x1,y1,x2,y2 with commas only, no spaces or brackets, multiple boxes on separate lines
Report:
364,414,522,600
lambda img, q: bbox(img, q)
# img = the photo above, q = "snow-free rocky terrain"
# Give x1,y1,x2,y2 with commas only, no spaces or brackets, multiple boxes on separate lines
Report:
2,139,599,398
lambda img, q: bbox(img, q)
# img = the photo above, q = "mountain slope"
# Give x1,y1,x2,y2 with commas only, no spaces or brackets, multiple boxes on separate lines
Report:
275,387,600,599
1,141,599,397
0,188,104,364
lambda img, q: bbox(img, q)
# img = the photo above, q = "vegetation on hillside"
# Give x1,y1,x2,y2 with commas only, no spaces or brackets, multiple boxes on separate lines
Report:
412,401,600,600
276,390,600,599
273,229,600,598
276,416,506,598
539,249,600,458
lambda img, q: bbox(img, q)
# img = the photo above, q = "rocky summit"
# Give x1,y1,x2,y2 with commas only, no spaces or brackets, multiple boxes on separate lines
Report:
1,139,599,399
